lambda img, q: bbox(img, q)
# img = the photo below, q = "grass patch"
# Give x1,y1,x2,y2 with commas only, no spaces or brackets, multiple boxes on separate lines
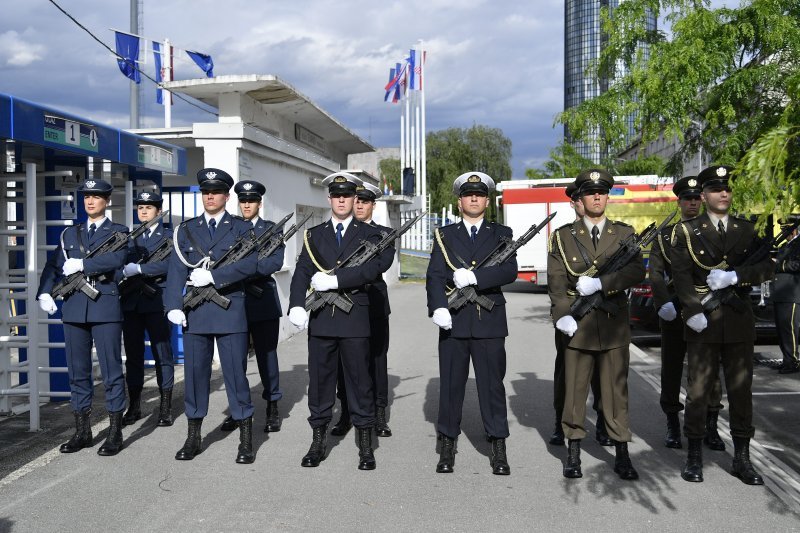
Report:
400,253,429,280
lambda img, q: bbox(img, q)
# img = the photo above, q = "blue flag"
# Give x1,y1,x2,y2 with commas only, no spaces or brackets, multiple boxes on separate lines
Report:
153,42,163,104
114,31,140,84
384,68,395,102
186,50,214,77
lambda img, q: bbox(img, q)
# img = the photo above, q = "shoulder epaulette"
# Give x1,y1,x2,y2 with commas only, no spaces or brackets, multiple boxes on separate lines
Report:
611,220,632,227
229,214,245,221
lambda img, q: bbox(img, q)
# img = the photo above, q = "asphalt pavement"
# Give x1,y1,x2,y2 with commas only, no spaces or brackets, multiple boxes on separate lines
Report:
1,282,799,532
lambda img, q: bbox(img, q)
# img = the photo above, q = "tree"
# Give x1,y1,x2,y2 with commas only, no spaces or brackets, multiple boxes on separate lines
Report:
557,0,800,227
378,157,401,194
524,139,596,180
426,125,512,220
612,154,666,177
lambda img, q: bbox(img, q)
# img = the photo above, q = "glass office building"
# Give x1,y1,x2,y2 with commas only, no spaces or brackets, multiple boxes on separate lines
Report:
564,0,656,163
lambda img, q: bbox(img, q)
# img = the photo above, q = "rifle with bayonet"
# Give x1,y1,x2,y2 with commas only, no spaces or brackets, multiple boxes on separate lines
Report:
447,212,557,311
182,212,295,312
118,236,173,299
570,211,676,320
305,212,426,314
52,210,169,300
246,212,312,298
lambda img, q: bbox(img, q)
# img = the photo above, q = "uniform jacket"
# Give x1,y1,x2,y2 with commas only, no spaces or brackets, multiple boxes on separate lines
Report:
547,218,646,351
245,217,285,323
648,223,678,310
426,220,518,339
119,222,172,314
773,238,800,303
164,212,258,335
367,221,395,319
37,219,128,323
288,218,389,338
671,213,774,343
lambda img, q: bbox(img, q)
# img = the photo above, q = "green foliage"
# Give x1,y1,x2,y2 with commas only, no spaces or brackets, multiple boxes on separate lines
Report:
378,157,401,194
524,139,595,179
612,154,667,176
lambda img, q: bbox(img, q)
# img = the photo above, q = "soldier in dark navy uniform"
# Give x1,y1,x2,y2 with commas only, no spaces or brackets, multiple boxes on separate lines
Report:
332,182,396,438
218,179,286,433
426,172,518,475
670,165,774,485
118,190,175,427
37,178,129,456
547,169,645,480
648,176,724,450
288,172,391,470
164,168,259,464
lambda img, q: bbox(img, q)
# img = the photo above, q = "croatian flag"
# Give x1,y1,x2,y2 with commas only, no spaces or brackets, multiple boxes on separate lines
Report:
408,49,425,90
383,61,407,92
384,68,396,102
153,42,163,104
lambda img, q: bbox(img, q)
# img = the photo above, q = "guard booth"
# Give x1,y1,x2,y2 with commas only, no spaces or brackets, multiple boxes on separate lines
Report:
0,93,186,431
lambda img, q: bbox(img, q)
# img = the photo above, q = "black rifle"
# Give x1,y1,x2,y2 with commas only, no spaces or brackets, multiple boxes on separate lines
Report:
182,212,294,312
118,237,173,299
305,212,425,313
447,212,557,311
52,210,169,300
700,218,800,313
246,212,313,298
570,211,676,320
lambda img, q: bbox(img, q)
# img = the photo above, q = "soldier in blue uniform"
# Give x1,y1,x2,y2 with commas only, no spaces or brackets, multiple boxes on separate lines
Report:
118,190,175,427
288,172,391,470
426,172,518,475
332,182,396,438
218,179,286,433
37,178,129,456
164,168,259,464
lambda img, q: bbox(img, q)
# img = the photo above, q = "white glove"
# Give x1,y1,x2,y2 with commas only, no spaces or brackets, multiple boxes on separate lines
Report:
657,302,678,321
432,307,452,330
576,276,602,296
311,272,339,292
189,268,214,287
686,313,708,333
288,306,309,330
453,268,478,289
62,258,84,276
38,293,57,315
167,309,187,327
556,315,578,337
123,263,141,277
707,269,737,290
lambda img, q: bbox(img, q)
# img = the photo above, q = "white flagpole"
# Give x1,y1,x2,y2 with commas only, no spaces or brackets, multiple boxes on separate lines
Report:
419,42,428,248
400,113,405,193
164,38,172,128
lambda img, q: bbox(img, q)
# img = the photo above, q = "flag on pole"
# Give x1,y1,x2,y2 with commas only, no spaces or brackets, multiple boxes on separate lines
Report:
408,49,425,90
384,68,396,102
153,42,164,104
114,31,141,83
383,61,407,92
186,50,214,77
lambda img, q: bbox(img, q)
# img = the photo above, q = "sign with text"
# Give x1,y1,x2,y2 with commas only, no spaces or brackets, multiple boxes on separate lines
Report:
294,124,327,155
43,114,99,153
138,144,175,172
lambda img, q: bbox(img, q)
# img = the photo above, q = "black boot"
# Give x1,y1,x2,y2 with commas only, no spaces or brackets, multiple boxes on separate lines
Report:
236,416,255,464
595,416,613,447
122,389,142,426
549,419,565,446
681,438,703,482
157,389,173,427
97,411,124,456
220,415,238,432
613,441,639,480
704,411,725,451
331,407,352,436
490,438,510,475
264,401,282,433
563,439,582,478
375,406,392,437
778,360,800,374
357,427,377,470
301,425,328,467
60,408,93,453
436,434,456,473
175,418,203,460
731,437,764,485
664,412,682,449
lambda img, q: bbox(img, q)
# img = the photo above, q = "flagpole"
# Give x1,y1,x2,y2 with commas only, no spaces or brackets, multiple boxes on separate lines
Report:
419,42,427,247
129,0,140,128
400,113,405,193
164,38,172,128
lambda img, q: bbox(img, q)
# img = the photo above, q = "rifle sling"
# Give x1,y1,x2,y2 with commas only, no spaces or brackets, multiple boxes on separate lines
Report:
569,227,593,269
303,230,333,274
183,226,210,263
692,225,720,263
75,224,87,256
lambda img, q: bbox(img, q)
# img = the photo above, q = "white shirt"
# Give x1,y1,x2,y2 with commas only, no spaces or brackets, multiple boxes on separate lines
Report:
87,217,106,230
583,217,607,238
204,211,225,228
706,213,730,232
331,215,353,236
463,219,484,239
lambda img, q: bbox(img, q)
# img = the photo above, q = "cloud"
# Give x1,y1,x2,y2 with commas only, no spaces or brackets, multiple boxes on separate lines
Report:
0,29,46,67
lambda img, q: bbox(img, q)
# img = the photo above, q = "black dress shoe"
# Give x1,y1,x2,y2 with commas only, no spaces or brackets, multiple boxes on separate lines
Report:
613,441,639,480
664,412,682,449
97,411,124,456
490,438,510,475
331,410,352,436
436,434,456,473
301,425,328,467
549,420,565,446
563,439,582,478
375,406,392,437
157,389,173,427
778,361,800,374
681,438,703,482
60,409,93,453
220,415,238,432
595,416,613,447
236,417,256,464
264,401,282,433
704,411,725,451
175,418,203,460
731,437,764,485
122,390,142,426
357,428,376,470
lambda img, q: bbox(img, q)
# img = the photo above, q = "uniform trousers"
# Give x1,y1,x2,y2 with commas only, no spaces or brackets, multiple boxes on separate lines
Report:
562,345,631,442
437,334,509,440
250,319,282,401
122,311,175,392
308,336,374,429
183,332,253,420
336,316,390,408
685,341,754,439
554,330,600,419
63,321,125,413
774,302,800,366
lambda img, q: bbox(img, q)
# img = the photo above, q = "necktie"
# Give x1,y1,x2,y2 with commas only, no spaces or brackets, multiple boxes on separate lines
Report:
88,223,96,239
470,225,478,243
208,218,216,239
142,229,149,243
336,222,344,246
591,225,599,250
717,220,725,240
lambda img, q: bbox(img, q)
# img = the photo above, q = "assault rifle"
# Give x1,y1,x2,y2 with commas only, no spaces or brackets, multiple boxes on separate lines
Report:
447,212,557,311
246,212,312,298
570,211,676,320
182,212,294,312
700,218,800,313
52,210,169,300
305,212,425,314
118,237,173,299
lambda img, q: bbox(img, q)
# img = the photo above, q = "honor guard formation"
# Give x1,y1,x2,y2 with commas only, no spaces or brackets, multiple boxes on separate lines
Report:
35,163,799,485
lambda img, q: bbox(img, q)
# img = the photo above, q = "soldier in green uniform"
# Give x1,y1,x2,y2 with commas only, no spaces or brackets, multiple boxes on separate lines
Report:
648,176,725,450
547,169,645,480
670,165,774,485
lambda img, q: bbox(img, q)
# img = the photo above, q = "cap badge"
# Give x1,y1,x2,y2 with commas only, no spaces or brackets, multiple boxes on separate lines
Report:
85,180,96,189
334,176,347,183
468,175,481,183
205,171,217,179
589,171,600,181
687,179,697,187
716,167,727,177
242,183,253,190
140,192,151,200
